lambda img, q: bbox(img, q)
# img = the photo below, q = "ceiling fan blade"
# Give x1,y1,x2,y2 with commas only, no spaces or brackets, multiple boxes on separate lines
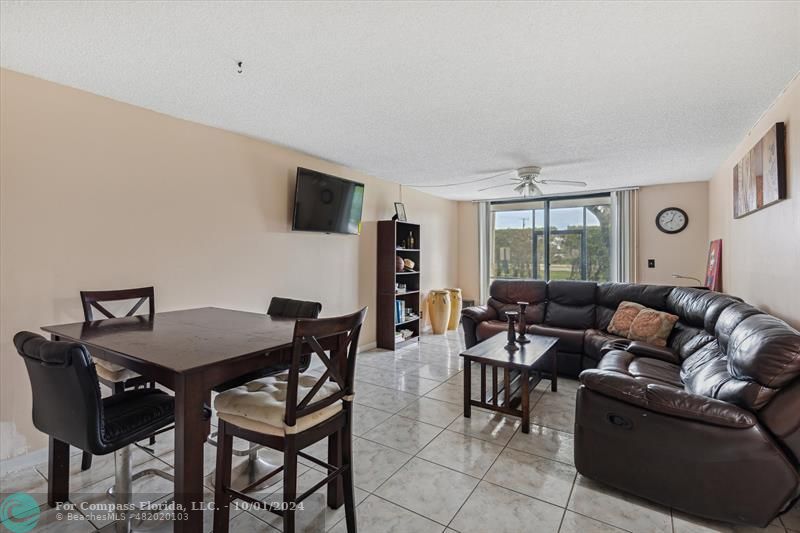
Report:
478,182,515,192
513,183,526,193
411,169,516,188
538,179,588,187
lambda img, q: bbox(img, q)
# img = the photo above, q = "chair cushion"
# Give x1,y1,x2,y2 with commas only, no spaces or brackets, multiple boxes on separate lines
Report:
607,301,645,337
102,389,174,448
529,324,584,353
628,309,679,347
94,359,139,383
584,329,626,361
487,280,547,323
214,373,343,435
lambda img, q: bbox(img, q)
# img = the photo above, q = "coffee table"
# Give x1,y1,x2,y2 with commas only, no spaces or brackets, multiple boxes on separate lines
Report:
460,333,559,433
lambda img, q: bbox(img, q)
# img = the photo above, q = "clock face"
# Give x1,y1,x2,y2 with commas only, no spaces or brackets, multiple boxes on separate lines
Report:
656,208,688,234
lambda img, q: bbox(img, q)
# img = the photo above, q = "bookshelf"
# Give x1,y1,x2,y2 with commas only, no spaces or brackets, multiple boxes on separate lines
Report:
377,220,421,349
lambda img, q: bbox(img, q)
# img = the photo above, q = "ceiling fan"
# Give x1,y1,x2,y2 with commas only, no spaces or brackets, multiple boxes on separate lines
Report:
477,166,587,196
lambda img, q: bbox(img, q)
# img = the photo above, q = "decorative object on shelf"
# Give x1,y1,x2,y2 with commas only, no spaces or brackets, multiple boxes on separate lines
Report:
403,258,416,271
395,255,404,273
705,239,723,292
445,288,463,330
393,202,407,221
655,207,688,234
734,122,786,219
428,290,451,334
505,311,519,352
407,231,415,248
516,302,530,344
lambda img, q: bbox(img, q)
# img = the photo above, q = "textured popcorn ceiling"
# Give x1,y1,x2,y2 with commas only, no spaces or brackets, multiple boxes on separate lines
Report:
1,1,798,200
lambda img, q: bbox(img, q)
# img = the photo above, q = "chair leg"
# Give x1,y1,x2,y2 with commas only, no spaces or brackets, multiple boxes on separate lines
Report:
149,380,157,445
213,420,233,533
283,435,298,533
81,451,93,471
114,446,132,533
342,417,357,532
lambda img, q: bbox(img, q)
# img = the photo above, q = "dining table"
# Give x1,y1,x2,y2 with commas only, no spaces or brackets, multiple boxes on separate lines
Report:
41,306,346,532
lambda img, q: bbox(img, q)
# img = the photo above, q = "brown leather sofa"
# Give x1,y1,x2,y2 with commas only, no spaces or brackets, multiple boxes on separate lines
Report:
461,280,800,526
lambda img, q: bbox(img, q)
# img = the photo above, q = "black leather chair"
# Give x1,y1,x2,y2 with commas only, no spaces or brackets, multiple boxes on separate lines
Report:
207,297,322,488
14,331,174,533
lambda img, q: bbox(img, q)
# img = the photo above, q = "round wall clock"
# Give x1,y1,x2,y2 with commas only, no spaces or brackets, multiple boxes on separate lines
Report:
655,207,688,234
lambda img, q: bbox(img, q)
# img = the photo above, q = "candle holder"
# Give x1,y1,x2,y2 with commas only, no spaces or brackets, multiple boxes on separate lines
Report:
516,302,530,344
505,311,519,352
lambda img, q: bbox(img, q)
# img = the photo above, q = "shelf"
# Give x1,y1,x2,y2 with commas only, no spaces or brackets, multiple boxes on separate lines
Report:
395,290,419,296
396,271,419,275
395,248,420,252
395,317,420,326
394,335,419,349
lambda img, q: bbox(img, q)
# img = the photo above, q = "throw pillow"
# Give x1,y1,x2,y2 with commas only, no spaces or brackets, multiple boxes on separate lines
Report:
607,301,645,337
628,308,679,347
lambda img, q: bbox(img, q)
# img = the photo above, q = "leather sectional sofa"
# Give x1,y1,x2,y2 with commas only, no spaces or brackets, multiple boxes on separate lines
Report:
461,279,800,526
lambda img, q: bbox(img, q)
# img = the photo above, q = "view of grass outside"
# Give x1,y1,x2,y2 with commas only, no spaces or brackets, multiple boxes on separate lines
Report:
491,197,611,282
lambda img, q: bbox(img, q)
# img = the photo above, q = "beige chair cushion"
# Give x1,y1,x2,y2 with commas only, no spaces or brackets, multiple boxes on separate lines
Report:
94,359,139,383
214,372,346,436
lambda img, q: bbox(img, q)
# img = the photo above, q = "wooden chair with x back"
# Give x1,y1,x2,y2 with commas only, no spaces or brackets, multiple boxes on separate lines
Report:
78,286,160,470
212,307,367,533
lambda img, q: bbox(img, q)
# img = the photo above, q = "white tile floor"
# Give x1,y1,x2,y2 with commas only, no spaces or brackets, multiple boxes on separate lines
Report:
1,329,797,532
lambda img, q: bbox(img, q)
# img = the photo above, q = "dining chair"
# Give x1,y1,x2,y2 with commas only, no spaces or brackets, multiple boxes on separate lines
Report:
207,296,322,489
212,307,366,533
78,286,160,471
14,331,175,533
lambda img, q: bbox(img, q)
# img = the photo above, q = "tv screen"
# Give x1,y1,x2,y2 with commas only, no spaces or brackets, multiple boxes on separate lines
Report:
292,168,365,235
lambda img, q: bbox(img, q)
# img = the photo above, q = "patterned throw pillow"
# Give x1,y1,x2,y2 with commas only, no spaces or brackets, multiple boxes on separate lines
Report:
628,308,680,347
607,301,645,337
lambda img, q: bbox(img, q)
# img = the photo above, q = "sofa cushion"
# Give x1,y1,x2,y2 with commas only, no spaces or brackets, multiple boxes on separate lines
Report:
715,302,764,355
529,324,584,353
668,322,716,360
595,282,672,330
728,314,800,391
579,369,757,428
628,309,679,347
545,280,597,329
584,329,626,361
681,341,770,410
666,288,738,332
597,350,682,388
476,320,507,342
488,280,547,323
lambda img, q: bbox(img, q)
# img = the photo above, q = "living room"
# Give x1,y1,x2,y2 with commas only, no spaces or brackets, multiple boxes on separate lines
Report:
0,2,798,533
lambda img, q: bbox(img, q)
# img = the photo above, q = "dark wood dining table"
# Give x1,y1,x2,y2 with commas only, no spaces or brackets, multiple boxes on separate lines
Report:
42,306,345,532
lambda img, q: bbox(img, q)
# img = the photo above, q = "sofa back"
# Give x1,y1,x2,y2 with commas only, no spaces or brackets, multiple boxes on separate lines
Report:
488,280,547,323
544,280,597,329
595,282,672,330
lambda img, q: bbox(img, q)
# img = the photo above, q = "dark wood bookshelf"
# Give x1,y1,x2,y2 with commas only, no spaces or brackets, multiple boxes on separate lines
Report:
377,220,421,349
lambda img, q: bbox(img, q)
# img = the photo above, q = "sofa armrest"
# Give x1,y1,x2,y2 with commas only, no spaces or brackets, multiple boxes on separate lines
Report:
625,341,680,364
579,369,756,429
461,305,497,323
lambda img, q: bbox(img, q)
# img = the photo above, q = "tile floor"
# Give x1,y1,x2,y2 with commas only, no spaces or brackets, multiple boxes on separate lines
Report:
1,329,797,532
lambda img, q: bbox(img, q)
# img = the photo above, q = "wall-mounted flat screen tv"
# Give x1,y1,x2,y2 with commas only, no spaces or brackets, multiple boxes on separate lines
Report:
291,168,365,235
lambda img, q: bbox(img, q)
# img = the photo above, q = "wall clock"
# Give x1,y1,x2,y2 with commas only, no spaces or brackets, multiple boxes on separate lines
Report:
656,207,688,234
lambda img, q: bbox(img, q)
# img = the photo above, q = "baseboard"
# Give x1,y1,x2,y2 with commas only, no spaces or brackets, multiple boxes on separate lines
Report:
0,447,48,477
358,341,377,352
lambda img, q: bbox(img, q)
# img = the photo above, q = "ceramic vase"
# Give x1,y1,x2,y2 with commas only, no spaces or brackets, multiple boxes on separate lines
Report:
428,290,451,334
445,288,463,330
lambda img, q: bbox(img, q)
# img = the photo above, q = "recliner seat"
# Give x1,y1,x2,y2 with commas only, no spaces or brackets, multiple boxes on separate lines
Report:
461,280,800,526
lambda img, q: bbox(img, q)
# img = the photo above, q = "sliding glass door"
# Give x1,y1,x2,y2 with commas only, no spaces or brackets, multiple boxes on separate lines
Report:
490,195,611,284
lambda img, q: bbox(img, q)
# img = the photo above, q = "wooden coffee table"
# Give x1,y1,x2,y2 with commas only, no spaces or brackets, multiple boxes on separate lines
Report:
460,333,559,433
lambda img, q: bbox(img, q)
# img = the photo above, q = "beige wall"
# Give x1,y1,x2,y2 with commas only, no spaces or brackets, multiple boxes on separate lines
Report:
637,182,710,286
708,75,799,330
0,69,460,459
456,201,480,303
